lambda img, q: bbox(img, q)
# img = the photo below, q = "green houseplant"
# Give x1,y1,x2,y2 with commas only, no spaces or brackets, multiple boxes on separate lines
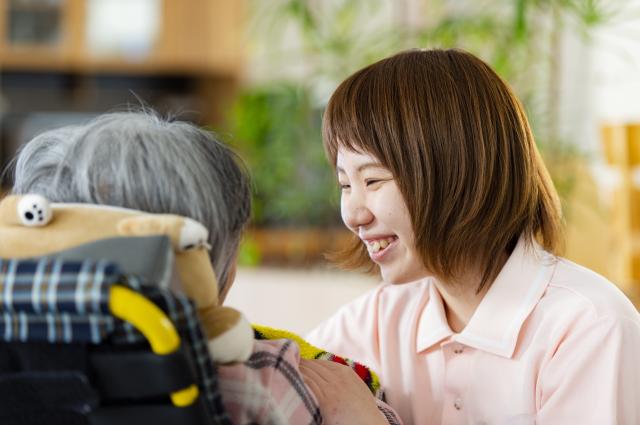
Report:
228,84,345,265
230,84,338,227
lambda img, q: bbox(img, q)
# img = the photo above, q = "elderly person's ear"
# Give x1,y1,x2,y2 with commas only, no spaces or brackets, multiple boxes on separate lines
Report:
117,215,210,252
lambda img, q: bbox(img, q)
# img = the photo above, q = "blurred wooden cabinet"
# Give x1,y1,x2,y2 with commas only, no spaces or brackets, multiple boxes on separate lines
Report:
600,123,640,303
0,0,246,176
0,0,245,75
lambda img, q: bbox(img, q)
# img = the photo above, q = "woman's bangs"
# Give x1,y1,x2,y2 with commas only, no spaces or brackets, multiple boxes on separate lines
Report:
322,72,383,166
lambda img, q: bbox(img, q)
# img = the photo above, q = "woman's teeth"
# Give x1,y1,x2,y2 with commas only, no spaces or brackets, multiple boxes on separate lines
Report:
367,237,395,253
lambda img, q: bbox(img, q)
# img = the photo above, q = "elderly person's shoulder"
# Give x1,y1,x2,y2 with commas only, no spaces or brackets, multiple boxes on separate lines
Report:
217,339,322,425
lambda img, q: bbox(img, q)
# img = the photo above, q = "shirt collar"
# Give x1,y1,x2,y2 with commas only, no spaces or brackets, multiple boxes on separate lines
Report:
415,237,557,358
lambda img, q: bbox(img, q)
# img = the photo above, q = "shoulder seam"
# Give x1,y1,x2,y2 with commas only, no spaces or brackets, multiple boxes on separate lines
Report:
546,281,598,313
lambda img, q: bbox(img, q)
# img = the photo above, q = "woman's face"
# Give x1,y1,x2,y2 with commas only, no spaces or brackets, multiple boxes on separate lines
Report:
337,148,428,284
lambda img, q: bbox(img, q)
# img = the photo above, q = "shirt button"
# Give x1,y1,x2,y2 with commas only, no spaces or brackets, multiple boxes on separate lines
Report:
454,398,463,410
453,345,464,354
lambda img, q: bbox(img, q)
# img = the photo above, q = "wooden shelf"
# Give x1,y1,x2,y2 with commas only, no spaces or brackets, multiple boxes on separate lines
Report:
0,0,247,178
1,52,240,76
0,0,245,77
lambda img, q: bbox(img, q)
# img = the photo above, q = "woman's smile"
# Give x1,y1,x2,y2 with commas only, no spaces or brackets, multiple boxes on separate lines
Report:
362,235,399,261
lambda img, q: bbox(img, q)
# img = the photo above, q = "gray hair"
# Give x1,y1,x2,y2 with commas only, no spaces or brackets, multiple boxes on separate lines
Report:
12,111,252,293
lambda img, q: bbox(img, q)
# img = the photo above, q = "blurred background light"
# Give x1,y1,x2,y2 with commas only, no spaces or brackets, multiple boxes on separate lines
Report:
85,0,161,60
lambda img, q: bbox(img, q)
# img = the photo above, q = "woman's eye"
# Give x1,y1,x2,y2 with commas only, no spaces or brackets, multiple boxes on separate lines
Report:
366,179,382,187
339,183,351,190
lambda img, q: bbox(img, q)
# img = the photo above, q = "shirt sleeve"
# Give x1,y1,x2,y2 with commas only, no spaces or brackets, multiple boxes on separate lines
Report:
217,337,403,425
217,339,322,425
376,398,404,425
537,314,640,424
306,285,384,374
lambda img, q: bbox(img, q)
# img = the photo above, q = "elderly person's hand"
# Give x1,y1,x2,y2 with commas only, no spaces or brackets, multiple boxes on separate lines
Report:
299,359,388,425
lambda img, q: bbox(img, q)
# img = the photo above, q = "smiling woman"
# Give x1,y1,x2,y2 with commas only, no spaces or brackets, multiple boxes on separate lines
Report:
323,48,561,294
304,48,640,425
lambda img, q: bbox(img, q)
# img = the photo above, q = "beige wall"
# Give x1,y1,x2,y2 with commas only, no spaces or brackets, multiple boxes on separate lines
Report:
225,267,377,335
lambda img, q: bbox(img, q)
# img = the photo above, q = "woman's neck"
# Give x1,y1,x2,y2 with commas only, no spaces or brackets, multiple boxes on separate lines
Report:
434,253,508,333
435,281,488,333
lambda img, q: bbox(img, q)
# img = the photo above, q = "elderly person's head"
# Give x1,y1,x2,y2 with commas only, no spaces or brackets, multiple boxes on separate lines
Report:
12,111,251,298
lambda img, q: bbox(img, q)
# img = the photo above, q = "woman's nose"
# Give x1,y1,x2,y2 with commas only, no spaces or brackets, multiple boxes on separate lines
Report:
341,194,374,230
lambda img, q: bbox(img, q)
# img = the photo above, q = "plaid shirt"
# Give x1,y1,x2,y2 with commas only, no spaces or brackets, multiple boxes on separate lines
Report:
218,339,403,425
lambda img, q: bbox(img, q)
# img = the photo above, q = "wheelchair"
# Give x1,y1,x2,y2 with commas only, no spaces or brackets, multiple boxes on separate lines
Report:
0,236,233,425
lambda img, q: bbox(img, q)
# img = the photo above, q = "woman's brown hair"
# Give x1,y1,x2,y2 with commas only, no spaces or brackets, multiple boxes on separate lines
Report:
323,48,562,292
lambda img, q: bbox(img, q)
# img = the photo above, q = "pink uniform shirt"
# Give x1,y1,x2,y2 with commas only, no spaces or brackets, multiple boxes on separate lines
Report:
306,238,640,424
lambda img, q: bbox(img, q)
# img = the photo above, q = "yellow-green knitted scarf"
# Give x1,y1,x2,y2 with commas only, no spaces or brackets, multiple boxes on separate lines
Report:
253,324,381,397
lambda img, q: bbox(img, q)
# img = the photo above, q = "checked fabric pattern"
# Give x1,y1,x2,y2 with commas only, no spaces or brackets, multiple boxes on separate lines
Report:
0,257,232,425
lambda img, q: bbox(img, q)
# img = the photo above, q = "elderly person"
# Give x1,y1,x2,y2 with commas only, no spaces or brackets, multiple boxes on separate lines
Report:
12,113,247,296
9,111,400,425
